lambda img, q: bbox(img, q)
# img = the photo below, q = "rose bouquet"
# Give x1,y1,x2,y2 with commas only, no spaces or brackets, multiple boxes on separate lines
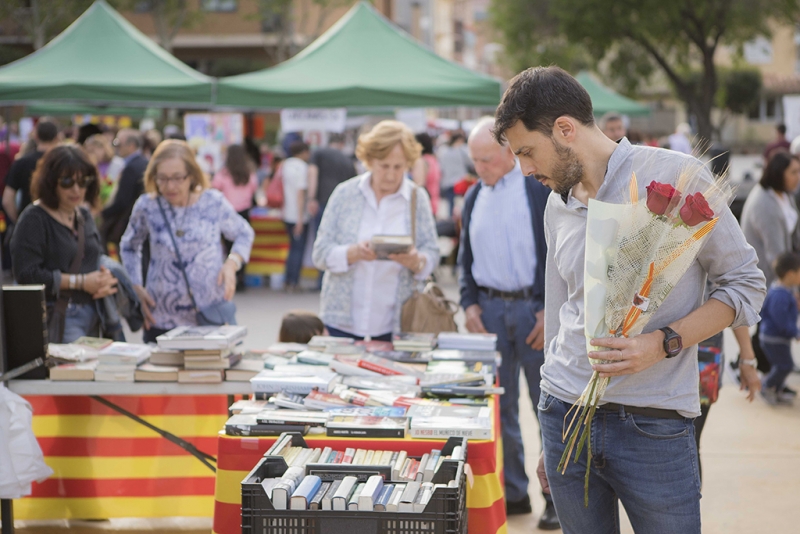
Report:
559,163,734,506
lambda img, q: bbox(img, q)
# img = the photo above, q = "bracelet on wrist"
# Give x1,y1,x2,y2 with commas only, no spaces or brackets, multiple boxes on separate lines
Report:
69,274,76,290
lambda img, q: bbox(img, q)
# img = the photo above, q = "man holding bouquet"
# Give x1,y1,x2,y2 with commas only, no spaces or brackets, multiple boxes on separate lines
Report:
492,66,766,534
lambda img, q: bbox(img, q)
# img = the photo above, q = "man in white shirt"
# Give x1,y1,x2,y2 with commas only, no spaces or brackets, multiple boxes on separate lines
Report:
282,141,312,291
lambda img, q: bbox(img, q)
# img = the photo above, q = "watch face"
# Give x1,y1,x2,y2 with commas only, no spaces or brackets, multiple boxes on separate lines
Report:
667,337,682,353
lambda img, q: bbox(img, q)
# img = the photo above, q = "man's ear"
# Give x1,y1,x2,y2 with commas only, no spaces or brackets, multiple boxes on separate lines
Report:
552,116,577,143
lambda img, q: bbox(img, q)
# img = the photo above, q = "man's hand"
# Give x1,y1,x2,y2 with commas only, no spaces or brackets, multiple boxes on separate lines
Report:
739,360,761,402
293,222,304,238
525,309,545,350
537,453,550,494
307,199,320,217
589,331,666,378
465,304,487,333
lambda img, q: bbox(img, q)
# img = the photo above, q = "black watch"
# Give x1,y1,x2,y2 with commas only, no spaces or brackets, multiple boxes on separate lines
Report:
659,327,683,358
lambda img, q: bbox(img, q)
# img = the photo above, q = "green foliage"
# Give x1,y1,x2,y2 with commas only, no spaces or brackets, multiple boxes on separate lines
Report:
489,0,797,142
719,68,762,114
0,0,94,49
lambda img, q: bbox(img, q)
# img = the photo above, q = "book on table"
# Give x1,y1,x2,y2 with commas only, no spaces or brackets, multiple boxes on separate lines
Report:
326,414,409,438
134,363,179,382
148,347,184,366
371,235,413,259
224,414,309,437
49,360,98,381
224,358,265,381
409,409,492,440
436,332,497,351
156,325,247,350
177,369,223,383
392,332,437,352
249,369,337,394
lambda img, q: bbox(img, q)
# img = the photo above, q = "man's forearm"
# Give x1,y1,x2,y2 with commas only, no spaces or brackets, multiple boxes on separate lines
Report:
668,298,735,348
2,188,18,222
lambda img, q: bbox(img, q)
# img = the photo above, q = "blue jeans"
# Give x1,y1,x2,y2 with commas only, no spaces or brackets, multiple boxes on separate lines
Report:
538,392,701,534
760,341,794,390
63,302,100,344
478,292,546,503
283,222,308,287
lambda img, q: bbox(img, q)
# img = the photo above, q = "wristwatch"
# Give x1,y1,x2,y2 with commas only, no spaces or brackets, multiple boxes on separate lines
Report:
740,358,758,369
658,326,683,358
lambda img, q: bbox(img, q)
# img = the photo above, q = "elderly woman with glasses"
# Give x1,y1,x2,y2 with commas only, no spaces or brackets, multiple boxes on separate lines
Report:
11,145,119,343
120,140,254,342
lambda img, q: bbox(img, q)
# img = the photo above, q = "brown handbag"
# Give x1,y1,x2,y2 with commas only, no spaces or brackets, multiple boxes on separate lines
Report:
400,187,458,334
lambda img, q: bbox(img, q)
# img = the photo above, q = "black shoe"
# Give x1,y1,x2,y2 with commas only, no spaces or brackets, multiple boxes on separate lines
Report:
782,385,797,397
505,494,532,515
537,500,561,530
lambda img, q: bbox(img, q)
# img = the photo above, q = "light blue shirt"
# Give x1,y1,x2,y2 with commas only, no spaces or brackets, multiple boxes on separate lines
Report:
469,164,536,291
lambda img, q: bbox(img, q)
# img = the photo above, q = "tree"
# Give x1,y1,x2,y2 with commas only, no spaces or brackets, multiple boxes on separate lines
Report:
109,0,203,53
254,0,352,64
490,0,797,144
0,0,93,50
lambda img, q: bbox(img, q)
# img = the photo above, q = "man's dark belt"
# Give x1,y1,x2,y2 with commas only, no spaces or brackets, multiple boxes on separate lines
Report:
478,285,534,300
597,402,684,420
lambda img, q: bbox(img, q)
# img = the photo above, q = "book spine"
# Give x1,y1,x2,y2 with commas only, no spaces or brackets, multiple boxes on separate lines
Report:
357,359,405,376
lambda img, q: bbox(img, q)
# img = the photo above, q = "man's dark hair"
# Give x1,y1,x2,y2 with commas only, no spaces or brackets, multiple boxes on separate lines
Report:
289,140,310,157
760,151,797,192
328,133,346,144
35,120,59,143
493,66,595,143
448,132,466,145
777,124,787,135
31,145,100,210
773,251,800,279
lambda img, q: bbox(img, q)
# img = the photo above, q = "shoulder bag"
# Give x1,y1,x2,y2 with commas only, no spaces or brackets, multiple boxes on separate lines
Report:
157,197,237,326
400,187,458,334
266,163,285,209
47,211,85,343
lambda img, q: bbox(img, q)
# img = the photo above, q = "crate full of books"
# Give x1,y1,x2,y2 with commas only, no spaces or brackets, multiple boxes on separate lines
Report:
241,432,468,534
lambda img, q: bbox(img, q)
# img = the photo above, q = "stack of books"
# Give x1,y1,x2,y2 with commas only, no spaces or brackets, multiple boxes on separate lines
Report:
436,332,497,351
407,404,492,440
250,367,338,394
156,325,247,383
325,406,409,438
48,336,113,381
95,342,150,382
392,333,437,352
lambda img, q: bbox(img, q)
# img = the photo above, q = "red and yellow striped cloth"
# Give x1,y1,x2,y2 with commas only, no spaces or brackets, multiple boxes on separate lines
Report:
212,400,507,534
17,395,229,520
246,213,317,278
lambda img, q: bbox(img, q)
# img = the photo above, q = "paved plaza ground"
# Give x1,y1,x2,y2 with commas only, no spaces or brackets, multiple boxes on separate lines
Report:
12,270,800,533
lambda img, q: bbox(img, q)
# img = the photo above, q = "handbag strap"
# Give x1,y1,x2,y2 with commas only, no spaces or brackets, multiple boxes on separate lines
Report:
410,186,418,246
157,196,200,312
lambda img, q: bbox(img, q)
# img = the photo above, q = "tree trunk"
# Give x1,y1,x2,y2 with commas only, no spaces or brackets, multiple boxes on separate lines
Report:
31,0,45,50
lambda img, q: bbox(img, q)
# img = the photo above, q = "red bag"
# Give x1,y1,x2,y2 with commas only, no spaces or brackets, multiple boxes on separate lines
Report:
266,163,284,208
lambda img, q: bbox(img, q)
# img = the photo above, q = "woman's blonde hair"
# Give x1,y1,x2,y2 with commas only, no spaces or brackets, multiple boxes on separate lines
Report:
355,120,422,169
144,139,209,194
83,134,113,162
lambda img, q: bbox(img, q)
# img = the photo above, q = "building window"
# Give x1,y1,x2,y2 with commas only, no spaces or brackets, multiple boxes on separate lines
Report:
743,35,773,65
453,19,464,54
200,0,237,12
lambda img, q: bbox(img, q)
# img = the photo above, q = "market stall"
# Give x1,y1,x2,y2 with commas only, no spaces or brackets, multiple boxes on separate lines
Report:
211,400,506,534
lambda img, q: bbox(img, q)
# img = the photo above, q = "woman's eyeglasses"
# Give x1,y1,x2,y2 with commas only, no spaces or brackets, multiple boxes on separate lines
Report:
155,174,189,186
58,175,95,189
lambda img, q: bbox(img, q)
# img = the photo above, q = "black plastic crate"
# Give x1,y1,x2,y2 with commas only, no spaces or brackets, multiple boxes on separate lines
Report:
241,433,468,534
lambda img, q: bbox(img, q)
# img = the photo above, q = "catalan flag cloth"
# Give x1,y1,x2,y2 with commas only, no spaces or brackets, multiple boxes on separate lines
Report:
18,395,229,520
212,399,507,534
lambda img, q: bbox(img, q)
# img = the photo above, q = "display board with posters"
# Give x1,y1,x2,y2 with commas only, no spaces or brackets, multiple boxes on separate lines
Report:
184,113,245,174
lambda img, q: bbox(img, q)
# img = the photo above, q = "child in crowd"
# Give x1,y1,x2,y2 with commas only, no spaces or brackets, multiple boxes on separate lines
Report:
279,311,325,343
759,252,800,405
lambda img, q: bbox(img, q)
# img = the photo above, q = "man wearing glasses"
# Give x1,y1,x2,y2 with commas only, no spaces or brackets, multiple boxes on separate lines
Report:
101,129,148,253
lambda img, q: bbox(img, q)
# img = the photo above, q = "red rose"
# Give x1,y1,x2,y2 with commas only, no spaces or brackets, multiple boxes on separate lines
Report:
645,181,681,215
679,192,714,226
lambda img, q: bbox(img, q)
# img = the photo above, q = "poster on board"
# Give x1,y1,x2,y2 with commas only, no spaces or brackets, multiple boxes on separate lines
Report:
184,113,244,174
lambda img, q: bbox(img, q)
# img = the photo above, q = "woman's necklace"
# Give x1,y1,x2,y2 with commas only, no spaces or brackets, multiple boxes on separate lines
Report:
56,207,76,228
168,194,192,237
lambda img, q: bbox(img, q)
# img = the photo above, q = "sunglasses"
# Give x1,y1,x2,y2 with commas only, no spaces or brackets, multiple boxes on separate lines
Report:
155,174,189,186
58,175,95,189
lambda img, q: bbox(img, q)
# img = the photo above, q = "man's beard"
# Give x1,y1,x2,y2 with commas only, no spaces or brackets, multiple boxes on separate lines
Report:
537,141,584,195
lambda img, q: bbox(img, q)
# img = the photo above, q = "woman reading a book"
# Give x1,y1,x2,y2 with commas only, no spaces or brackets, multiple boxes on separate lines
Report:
120,140,254,342
312,120,439,341
11,145,119,343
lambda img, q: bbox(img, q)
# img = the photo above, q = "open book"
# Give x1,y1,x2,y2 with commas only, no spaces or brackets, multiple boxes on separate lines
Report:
371,235,413,259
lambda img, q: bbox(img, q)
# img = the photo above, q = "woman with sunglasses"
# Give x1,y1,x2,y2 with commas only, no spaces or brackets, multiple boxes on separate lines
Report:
11,145,119,343
120,140,254,343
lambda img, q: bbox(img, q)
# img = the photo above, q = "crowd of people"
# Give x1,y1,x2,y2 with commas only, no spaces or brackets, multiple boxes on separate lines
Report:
0,65,798,533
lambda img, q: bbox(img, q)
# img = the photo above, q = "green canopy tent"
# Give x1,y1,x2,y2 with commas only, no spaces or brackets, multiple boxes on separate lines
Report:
24,102,161,119
0,0,214,107
216,2,502,109
575,71,650,116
